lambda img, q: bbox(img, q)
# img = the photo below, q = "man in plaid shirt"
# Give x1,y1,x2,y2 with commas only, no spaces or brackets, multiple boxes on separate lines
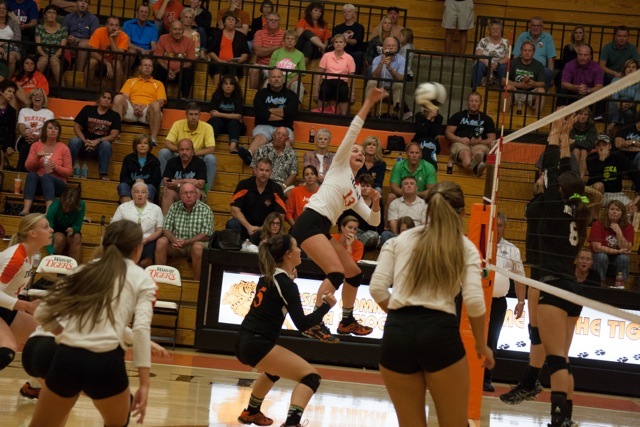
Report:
155,182,213,280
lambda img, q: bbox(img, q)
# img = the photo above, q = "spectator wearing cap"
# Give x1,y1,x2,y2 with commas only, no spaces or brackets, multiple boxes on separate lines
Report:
587,133,640,220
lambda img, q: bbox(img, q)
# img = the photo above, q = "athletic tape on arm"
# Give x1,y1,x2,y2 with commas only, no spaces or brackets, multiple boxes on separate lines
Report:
487,263,640,324
490,70,640,153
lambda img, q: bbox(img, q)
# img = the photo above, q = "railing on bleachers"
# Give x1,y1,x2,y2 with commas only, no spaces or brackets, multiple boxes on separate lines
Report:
473,16,640,63
83,0,407,46
470,16,640,138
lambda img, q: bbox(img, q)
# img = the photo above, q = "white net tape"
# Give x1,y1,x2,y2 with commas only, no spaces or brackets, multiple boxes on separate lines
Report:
488,264,640,324
490,69,640,153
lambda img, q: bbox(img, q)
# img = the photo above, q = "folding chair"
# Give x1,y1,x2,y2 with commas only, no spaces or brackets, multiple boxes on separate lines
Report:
145,265,182,349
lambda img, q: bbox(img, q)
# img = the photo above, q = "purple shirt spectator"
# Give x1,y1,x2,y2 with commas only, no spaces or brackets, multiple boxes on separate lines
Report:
562,59,603,88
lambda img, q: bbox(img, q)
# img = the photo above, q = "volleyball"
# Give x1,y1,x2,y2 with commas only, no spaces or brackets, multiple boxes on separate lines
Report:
414,82,447,110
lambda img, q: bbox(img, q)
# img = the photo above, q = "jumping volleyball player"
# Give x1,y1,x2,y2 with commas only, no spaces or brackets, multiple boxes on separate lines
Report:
0,213,52,399
534,113,589,427
29,220,157,426
500,126,575,405
289,87,387,342
235,234,337,427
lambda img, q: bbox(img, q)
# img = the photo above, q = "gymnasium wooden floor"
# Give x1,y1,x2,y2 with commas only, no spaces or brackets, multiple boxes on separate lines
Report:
2,349,638,426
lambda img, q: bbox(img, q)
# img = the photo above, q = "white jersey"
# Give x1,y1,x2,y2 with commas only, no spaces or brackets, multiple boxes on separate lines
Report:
305,116,381,227
0,244,33,310
35,258,157,368
370,225,486,317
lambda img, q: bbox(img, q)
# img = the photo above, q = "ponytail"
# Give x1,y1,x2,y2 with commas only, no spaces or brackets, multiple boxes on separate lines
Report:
258,234,292,285
39,220,143,331
406,182,466,295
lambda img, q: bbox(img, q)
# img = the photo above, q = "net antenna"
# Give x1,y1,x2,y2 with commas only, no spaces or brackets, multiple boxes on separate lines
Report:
484,38,513,267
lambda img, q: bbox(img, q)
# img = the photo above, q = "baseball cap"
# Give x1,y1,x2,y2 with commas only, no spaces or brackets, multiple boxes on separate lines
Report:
595,134,611,144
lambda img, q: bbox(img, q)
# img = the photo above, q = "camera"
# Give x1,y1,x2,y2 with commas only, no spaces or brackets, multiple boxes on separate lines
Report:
383,51,395,57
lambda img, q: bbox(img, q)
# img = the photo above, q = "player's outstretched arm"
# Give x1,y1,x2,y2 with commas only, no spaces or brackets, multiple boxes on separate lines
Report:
356,88,388,121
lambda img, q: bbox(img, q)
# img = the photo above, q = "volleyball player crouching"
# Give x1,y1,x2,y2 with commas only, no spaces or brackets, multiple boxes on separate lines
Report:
370,181,494,427
29,220,157,426
536,114,589,427
0,214,52,399
235,235,337,427
289,88,387,343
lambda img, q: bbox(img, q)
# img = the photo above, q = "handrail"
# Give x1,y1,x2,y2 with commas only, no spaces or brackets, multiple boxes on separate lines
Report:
81,0,406,47
474,15,640,61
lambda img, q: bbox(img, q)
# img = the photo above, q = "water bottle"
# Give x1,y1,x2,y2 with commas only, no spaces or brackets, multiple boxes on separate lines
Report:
309,127,315,143
81,162,88,179
446,161,453,174
73,160,81,178
614,272,625,288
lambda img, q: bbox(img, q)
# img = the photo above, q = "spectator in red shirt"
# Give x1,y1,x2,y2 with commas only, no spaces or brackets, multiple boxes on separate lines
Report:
589,199,634,286
153,0,183,34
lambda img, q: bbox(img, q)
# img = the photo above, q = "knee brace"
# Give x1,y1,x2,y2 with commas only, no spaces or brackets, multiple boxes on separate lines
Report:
265,373,280,383
528,324,542,345
300,373,321,393
546,355,568,376
0,347,15,370
345,272,363,288
326,272,345,290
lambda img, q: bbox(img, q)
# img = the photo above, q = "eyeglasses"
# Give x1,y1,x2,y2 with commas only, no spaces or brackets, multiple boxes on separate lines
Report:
268,19,279,22
182,191,199,195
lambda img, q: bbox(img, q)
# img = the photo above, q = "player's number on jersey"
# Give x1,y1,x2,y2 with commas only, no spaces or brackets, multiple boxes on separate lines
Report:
569,221,579,246
253,285,267,308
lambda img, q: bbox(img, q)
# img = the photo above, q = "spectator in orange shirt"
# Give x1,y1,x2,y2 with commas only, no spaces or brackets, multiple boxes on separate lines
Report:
295,2,330,67
286,165,320,226
154,20,195,99
331,215,364,262
87,16,129,90
112,57,166,146
216,0,250,35
153,0,183,34
12,55,49,95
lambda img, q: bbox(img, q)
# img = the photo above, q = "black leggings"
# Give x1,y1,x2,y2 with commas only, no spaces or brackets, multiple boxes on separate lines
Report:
296,30,323,60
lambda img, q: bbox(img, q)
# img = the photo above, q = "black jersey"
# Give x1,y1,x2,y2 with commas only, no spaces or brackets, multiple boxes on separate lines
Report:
525,156,572,280
241,271,330,342
536,146,585,279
